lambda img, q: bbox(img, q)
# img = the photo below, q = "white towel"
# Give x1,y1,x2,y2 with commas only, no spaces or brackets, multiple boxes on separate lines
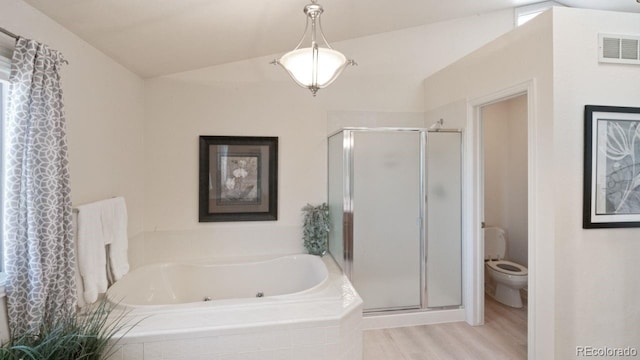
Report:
102,197,129,282
73,213,86,308
76,201,108,304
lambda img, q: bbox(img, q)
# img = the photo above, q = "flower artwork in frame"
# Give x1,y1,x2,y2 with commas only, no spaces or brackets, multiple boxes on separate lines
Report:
199,136,278,222
583,105,640,228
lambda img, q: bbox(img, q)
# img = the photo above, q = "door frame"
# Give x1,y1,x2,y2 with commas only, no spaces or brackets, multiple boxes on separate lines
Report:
463,79,537,359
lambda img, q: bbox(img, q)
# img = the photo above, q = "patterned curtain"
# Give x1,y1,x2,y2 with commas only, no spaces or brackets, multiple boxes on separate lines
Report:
4,38,76,336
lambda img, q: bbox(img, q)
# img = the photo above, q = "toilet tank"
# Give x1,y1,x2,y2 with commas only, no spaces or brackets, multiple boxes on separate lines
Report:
484,227,507,260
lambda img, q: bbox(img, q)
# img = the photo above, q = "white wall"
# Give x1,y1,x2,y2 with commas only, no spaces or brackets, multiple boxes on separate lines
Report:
552,7,640,359
483,95,528,266
0,0,146,238
506,96,528,267
425,7,640,359
0,0,145,341
423,11,555,359
483,101,510,230
135,9,515,266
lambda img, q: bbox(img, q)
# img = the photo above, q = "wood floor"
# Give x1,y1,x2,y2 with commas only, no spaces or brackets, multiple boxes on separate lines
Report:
363,295,527,360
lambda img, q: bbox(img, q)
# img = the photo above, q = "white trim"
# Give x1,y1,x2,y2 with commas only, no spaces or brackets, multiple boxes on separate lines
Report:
0,54,10,82
462,100,482,326
0,76,6,282
465,79,537,358
363,308,465,330
0,273,5,298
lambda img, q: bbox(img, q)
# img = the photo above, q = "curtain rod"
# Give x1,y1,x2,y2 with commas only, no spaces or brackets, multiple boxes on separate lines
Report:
0,26,70,65
0,26,19,40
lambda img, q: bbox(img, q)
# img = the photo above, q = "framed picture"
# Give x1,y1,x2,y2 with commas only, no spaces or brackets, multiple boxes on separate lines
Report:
584,105,640,228
199,136,278,222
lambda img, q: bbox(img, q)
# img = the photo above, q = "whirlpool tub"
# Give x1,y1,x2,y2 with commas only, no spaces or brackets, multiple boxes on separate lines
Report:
106,254,329,308
104,254,363,360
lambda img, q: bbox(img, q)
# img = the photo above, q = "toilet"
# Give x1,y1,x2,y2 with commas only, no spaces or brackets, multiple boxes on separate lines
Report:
484,227,527,308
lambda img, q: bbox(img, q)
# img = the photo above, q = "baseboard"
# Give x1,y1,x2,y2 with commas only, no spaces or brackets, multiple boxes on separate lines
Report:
362,308,466,330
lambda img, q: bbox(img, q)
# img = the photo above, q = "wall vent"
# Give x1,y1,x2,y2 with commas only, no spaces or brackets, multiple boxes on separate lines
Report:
599,33,640,64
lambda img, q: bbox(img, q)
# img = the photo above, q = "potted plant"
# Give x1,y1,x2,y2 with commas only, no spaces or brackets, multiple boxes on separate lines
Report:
0,300,132,360
302,203,330,256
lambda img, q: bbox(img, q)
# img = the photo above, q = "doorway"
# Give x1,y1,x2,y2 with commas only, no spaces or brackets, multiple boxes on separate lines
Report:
481,94,528,357
463,81,537,358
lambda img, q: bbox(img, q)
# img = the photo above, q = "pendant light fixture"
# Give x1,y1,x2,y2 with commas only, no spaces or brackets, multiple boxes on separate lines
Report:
272,0,356,96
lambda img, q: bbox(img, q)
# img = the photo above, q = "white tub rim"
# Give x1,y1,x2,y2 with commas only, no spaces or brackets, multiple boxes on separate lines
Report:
105,253,331,310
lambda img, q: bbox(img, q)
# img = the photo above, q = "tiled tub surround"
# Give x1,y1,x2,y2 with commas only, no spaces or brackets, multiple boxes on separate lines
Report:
105,256,363,360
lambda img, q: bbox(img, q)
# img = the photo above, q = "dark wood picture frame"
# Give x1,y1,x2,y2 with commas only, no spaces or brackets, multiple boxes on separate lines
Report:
584,105,640,228
199,136,278,222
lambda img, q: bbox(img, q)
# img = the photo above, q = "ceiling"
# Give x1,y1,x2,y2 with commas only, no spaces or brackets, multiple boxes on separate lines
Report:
23,0,640,78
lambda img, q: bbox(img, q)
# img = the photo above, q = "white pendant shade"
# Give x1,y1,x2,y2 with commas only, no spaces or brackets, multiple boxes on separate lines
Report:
272,0,355,96
279,47,348,90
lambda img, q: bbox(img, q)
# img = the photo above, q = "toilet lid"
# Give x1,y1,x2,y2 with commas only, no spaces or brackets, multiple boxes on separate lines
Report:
487,260,528,276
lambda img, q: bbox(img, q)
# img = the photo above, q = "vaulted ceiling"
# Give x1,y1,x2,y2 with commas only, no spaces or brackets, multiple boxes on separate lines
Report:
23,0,640,78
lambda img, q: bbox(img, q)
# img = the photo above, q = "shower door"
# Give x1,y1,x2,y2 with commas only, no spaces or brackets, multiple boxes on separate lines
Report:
425,131,462,307
327,128,463,313
351,130,422,311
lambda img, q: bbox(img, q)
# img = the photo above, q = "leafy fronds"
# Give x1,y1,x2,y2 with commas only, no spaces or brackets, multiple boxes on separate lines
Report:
0,299,134,360
302,203,330,255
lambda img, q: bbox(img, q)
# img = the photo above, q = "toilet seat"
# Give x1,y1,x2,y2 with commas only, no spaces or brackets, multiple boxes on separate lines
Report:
487,260,528,276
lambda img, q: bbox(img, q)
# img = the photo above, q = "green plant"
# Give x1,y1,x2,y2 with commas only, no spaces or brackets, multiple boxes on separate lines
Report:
0,300,132,360
302,203,330,256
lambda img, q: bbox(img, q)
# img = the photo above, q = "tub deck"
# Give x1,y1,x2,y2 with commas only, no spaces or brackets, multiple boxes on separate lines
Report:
106,256,363,360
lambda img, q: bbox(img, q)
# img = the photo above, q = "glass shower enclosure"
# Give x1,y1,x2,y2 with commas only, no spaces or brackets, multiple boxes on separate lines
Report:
328,128,462,312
